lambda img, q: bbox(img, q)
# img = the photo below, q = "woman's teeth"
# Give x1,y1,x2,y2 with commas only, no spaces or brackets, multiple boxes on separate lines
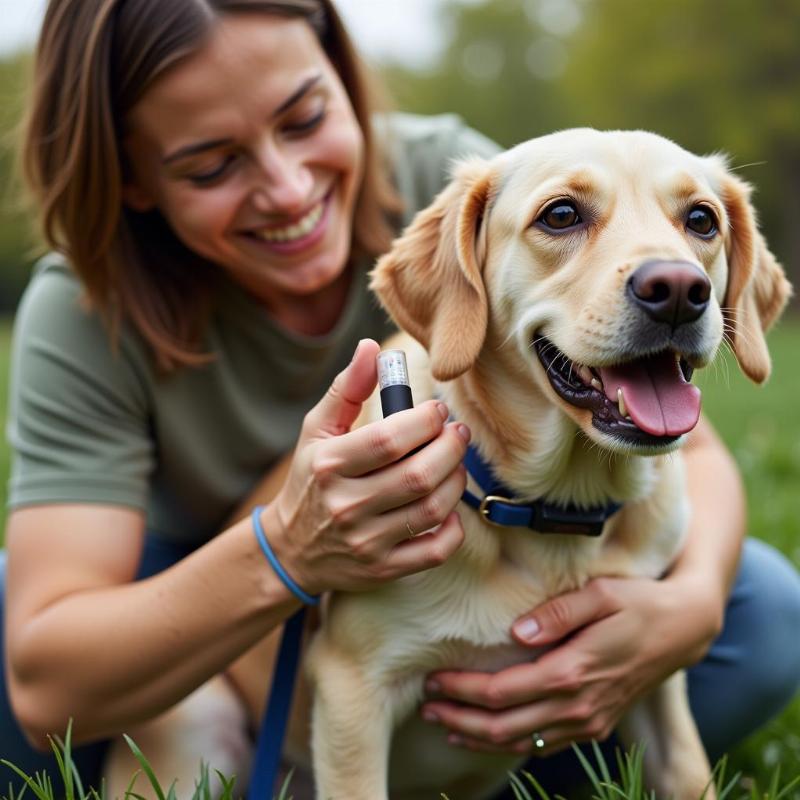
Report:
255,199,324,243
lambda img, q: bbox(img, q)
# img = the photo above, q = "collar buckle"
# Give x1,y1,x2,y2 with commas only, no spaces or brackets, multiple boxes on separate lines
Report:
478,494,519,528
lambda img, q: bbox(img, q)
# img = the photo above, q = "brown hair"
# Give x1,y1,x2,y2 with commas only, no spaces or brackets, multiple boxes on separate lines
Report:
22,0,402,371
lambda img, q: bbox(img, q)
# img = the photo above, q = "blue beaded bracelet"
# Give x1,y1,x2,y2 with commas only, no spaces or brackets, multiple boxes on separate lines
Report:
251,505,320,606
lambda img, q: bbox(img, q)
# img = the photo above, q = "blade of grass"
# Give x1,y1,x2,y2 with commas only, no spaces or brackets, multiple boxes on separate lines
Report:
213,770,237,800
46,737,68,800
712,755,741,800
520,769,555,800
274,765,294,800
0,765,51,800
572,743,609,798
774,774,800,800
592,741,614,785
122,736,167,800
507,771,534,800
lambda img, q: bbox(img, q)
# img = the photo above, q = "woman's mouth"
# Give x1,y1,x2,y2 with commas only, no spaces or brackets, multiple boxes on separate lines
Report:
245,189,333,254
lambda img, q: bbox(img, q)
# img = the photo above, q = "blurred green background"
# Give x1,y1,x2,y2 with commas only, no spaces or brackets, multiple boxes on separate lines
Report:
0,0,798,788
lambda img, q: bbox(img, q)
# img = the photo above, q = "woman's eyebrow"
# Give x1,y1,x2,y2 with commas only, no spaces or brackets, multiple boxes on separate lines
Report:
273,73,322,117
161,73,323,166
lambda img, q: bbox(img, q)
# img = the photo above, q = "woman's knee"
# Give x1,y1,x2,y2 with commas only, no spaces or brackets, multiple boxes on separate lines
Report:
730,538,800,702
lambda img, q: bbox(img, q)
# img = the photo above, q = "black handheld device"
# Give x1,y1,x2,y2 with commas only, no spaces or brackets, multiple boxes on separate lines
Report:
377,349,414,417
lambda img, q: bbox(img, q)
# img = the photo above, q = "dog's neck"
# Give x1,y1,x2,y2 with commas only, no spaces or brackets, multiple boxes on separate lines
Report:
438,349,659,509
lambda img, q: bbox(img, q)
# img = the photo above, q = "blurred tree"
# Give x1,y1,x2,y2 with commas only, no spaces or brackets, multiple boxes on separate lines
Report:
0,52,37,313
382,0,571,146
381,0,800,296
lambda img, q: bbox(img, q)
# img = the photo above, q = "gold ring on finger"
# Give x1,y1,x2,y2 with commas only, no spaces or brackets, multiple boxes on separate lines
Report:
405,521,418,539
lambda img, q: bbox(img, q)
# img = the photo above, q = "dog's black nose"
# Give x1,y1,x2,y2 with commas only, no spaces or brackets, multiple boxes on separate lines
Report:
627,260,711,328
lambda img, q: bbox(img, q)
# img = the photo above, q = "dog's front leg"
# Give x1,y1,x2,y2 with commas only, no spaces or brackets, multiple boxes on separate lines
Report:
310,649,398,800
618,670,715,800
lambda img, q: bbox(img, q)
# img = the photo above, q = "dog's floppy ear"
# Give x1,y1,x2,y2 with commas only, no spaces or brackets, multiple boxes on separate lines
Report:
717,170,792,383
370,157,494,381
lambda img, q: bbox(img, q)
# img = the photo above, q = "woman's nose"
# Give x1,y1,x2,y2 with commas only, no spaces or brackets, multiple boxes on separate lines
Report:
250,146,314,215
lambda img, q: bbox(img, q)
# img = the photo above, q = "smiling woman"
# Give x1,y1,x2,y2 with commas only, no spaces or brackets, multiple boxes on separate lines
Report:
121,16,366,331
2,0,491,793
22,0,400,367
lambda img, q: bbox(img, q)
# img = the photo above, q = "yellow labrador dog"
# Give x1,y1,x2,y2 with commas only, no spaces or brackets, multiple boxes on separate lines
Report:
303,129,790,800
105,129,790,800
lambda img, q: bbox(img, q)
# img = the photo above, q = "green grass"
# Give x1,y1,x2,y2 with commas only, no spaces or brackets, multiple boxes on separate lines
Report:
0,316,799,792
3,729,799,800
1,722,249,800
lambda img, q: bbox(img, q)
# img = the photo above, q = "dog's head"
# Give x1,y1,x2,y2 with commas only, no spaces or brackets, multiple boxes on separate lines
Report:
371,129,791,455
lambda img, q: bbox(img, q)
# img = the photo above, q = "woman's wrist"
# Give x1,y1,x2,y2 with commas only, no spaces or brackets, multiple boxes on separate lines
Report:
252,505,320,605
236,505,305,613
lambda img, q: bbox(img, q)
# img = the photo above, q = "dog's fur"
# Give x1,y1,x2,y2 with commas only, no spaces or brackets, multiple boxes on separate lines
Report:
104,129,790,799
305,129,790,800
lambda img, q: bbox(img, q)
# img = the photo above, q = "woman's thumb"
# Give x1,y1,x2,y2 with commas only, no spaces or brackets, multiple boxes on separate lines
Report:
304,339,381,438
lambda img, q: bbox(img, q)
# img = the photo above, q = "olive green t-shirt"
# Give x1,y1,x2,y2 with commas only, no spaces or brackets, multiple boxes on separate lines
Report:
6,113,500,544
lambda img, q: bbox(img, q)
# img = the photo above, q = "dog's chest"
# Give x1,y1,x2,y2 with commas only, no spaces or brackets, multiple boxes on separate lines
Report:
330,515,601,664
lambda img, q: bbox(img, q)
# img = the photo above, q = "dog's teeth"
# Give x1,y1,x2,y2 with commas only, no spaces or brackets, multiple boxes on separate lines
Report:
617,387,628,418
575,364,594,385
591,377,603,392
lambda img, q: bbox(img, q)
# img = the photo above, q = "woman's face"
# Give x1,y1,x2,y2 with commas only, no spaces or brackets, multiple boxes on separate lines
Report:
123,13,364,313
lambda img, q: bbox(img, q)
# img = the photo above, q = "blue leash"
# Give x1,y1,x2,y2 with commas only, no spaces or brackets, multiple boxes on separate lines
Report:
246,608,306,800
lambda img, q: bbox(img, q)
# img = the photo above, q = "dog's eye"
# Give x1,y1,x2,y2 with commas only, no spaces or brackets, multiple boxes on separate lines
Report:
538,201,582,230
686,206,718,238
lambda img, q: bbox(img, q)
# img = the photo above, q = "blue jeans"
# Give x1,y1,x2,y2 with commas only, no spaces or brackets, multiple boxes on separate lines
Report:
2,538,800,794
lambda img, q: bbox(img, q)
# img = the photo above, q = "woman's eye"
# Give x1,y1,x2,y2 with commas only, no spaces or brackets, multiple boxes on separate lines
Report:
285,109,326,136
686,205,718,237
538,200,582,230
187,155,236,185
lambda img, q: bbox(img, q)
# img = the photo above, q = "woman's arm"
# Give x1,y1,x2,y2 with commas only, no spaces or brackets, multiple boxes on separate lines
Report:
6,340,469,749
419,416,745,754
5,504,300,749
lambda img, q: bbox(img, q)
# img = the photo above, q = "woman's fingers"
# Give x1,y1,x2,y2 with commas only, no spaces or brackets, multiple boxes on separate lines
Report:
511,579,621,647
335,417,470,513
301,339,381,440
422,693,612,755
421,695,556,749
379,511,466,579
370,420,471,510
329,400,454,478
388,465,468,546
425,660,554,710
447,721,596,757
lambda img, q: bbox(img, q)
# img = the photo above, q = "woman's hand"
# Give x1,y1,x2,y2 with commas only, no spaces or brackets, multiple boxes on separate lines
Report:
420,570,723,756
265,338,471,595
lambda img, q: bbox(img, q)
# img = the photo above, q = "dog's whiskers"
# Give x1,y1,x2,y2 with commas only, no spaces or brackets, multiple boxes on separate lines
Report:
728,159,768,172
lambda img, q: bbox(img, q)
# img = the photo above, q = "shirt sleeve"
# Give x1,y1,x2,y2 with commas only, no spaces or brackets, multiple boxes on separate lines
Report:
6,259,154,511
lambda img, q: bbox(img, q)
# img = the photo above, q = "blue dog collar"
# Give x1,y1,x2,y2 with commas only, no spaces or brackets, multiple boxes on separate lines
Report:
461,443,622,537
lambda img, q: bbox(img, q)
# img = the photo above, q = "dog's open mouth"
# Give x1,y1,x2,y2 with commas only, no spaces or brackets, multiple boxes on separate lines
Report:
533,336,701,446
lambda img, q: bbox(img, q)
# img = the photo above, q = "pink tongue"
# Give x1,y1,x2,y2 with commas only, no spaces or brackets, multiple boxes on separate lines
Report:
598,352,701,437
